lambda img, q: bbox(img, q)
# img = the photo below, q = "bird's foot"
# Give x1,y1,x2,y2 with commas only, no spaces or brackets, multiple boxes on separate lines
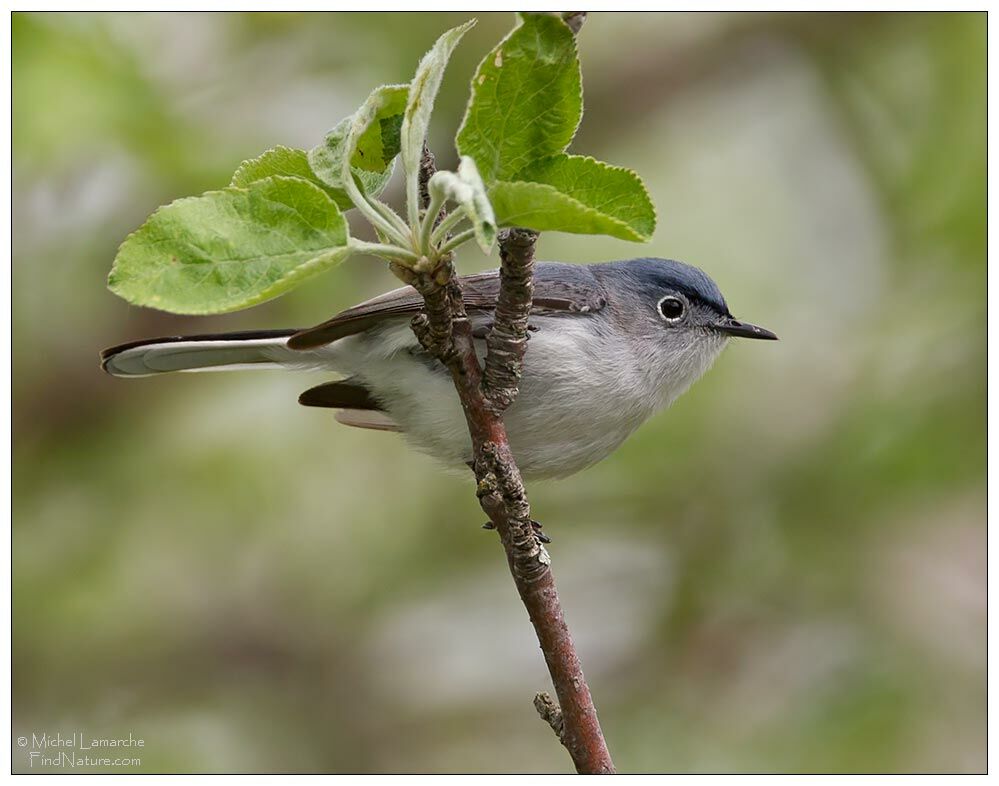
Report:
531,519,552,544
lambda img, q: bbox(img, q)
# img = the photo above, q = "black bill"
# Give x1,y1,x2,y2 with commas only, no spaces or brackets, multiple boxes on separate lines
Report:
716,316,778,340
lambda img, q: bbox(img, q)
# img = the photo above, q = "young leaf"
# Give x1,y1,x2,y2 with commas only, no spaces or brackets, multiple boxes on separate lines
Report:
344,83,409,174
428,156,497,252
489,155,656,242
316,83,413,248
233,145,357,211
401,19,476,224
108,176,351,314
306,120,394,199
456,13,581,182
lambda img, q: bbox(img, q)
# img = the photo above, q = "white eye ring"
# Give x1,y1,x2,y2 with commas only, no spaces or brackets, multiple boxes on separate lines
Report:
657,295,685,322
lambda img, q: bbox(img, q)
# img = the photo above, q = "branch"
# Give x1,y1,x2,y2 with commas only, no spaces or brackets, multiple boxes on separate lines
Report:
403,16,614,768
419,140,448,233
482,228,536,413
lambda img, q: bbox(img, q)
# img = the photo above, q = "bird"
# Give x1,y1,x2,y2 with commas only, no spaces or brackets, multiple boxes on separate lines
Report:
101,258,777,479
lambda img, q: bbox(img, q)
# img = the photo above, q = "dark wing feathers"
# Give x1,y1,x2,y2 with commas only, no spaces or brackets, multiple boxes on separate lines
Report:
288,265,607,350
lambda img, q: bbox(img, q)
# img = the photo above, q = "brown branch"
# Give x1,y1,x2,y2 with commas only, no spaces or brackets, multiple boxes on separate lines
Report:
406,203,614,776
482,228,536,413
403,15,614,768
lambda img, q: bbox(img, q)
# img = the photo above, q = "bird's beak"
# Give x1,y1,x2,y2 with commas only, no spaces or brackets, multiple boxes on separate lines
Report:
715,316,778,340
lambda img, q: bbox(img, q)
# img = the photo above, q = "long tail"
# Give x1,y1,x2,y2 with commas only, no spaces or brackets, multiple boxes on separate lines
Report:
100,329,322,377
102,328,400,432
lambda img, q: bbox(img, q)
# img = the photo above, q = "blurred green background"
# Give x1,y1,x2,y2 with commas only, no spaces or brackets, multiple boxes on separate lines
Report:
12,11,985,774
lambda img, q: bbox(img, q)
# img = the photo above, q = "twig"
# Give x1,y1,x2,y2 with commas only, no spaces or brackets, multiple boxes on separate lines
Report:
419,140,448,232
534,691,566,744
404,14,614,770
482,228,536,413
407,164,613,775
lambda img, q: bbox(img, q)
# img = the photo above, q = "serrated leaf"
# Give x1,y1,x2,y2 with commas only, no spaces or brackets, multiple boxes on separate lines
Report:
489,155,656,242
233,145,356,211
401,20,475,213
456,13,581,182
108,176,351,314
429,156,497,252
307,120,395,200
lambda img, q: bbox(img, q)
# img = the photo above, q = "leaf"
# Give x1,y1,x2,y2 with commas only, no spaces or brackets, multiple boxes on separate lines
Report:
232,145,357,211
344,83,409,174
306,120,394,200
489,155,657,242
428,156,497,252
456,13,581,182
401,20,476,205
108,176,352,314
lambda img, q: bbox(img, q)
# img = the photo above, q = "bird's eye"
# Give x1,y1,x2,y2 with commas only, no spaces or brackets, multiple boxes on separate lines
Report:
658,296,685,321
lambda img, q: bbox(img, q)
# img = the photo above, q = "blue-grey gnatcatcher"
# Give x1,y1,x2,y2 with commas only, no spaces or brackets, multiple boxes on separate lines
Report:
102,258,776,478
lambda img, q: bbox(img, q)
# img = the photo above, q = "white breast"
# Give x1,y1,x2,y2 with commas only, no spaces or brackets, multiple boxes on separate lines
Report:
320,316,727,479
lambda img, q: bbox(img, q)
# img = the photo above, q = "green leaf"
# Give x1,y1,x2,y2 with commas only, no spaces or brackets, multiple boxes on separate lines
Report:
489,155,656,242
306,120,394,200
344,83,409,174
108,176,352,314
401,20,476,220
232,145,356,211
456,13,581,182
428,156,497,252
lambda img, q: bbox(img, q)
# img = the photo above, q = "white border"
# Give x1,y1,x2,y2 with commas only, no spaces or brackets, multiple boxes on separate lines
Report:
5,5,992,782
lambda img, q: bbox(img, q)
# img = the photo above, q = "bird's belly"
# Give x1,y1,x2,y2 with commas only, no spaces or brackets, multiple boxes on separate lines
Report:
330,320,659,479
503,402,647,478
380,373,649,479
504,365,655,478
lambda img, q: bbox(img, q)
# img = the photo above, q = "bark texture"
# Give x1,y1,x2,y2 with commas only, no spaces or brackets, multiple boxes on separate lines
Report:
406,48,615,767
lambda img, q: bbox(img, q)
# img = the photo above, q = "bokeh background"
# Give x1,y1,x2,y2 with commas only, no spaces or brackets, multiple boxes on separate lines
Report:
12,11,985,774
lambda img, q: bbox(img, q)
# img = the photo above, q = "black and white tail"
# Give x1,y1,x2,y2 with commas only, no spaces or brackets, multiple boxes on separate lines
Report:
101,328,399,431
100,329,323,377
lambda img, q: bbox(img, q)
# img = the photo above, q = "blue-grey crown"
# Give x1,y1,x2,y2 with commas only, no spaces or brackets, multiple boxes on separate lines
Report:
599,258,730,315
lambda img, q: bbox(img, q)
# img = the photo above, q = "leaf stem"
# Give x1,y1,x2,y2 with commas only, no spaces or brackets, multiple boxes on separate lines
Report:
419,186,446,256
431,207,469,246
349,239,420,263
437,227,476,256
371,197,412,243
407,165,421,236
344,173,411,248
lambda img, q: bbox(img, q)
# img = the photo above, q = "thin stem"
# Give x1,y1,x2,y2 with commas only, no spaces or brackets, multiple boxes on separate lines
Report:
344,173,411,248
371,198,412,244
419,186,446,256
349,239,420,264
430,207,469,246
437,227,476,256
406,159,421,235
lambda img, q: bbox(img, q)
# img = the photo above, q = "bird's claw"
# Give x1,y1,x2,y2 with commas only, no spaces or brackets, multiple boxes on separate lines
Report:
531,519,552,544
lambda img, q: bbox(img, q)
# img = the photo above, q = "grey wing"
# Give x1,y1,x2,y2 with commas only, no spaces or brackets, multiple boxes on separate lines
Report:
287,263,608,350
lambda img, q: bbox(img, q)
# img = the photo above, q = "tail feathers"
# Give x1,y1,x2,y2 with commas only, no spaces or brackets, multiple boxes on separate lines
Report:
100,329,320,377
103,331,404,433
